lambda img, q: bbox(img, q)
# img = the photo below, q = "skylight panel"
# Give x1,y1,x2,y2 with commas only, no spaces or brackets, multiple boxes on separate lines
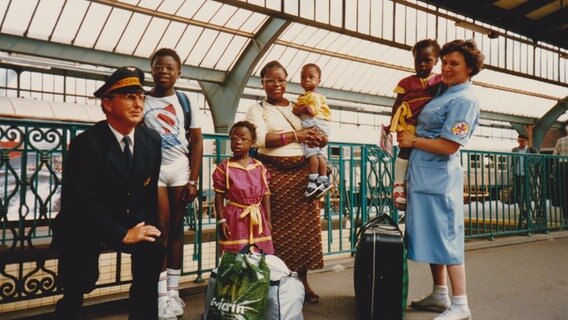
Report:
209,5,238,26
50,0,89,44
74,4,112,48
176,25,204,66
200,32,235,69
214,36,248,71
177,1,205,19
154,22,187,52
225,9,254,30
134,17,170,58
27,0,64,40
238,12,267,33
95,9,131,52
185,29,218,67
114,13,152,55
193,0,222,22
156,0,184,14
1,0,36,36
314,0,330,24
138,0,162,11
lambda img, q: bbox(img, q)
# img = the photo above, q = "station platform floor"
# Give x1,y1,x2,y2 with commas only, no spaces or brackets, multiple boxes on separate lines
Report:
13,231,568,320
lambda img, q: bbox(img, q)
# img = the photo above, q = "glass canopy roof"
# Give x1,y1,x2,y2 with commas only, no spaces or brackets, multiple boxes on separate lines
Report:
1,0,567,122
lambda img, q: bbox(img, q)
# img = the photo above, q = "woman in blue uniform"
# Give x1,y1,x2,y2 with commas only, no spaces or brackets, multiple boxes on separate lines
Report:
397,39,484,320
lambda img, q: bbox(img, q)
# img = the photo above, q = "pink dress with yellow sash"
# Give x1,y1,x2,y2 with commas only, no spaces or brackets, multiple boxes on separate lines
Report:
212,158,274,254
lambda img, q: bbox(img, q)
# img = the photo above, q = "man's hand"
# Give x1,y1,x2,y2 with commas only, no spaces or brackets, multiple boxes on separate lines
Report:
183,183,198,202
122,222,161,244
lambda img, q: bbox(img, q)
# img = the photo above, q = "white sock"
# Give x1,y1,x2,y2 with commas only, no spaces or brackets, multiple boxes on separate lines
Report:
158,271,168,302
394,158,408,185
167,268,181,296
451,295,468,306
308,173,319,181
432,285,449,300
318,175,329,185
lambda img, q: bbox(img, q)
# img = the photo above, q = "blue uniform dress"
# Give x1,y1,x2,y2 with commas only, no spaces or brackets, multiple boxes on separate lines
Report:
406,81,480,265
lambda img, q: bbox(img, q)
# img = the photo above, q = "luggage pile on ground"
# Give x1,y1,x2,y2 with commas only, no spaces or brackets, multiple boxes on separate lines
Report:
203,244,304,320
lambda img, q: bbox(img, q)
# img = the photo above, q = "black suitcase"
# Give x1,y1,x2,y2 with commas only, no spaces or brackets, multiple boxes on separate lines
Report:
354,214,408,320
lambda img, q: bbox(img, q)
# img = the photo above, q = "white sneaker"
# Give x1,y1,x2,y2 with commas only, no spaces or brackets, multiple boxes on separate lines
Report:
158,298,178,320
168,294,186,316
410,294,451,313
433,305,472,320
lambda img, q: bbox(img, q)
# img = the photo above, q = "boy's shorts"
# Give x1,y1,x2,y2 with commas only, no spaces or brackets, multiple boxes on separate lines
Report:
159,157,189,187
302,118,330,158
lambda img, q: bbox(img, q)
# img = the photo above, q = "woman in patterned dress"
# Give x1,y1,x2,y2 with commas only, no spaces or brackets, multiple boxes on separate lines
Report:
245,60,328,303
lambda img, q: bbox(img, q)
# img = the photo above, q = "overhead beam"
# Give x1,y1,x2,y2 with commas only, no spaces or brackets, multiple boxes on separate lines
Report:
247,76,395,107
507,0,557,20
540,7,568,35
0,34,225,84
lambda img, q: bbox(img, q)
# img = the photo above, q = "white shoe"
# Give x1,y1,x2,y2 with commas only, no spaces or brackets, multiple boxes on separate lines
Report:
433,305,472,320
158,298,178,320
168,294,186,316
410,294,451,313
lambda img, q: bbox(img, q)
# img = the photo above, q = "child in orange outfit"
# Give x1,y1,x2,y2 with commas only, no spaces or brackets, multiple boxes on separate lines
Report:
293,63,333,198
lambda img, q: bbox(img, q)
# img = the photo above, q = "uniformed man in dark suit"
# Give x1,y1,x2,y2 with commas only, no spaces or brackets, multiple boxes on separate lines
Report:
53,66,165,319
511,133,538,229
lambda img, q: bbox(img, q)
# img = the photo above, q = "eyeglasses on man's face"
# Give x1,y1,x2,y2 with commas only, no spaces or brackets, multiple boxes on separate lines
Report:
263,78,287,86
230,135,252,143
151,64,177,72
107,93,146,105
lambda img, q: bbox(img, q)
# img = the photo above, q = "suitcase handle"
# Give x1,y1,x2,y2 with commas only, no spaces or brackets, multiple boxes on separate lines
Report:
357,213,402,239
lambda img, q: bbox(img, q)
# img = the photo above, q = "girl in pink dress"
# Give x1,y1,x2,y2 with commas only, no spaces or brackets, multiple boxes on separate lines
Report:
212,121,274,254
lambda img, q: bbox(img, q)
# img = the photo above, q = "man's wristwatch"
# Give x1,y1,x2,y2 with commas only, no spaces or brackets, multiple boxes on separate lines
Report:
188,180,197,186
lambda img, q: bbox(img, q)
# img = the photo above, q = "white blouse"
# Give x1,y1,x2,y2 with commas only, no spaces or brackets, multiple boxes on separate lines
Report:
245,100,304,157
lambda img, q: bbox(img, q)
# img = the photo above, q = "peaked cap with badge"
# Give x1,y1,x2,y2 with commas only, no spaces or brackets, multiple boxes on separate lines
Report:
94,66,145,98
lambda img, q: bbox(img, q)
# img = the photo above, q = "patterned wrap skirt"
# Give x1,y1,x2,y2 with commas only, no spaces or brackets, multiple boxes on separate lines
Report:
256,154,324,272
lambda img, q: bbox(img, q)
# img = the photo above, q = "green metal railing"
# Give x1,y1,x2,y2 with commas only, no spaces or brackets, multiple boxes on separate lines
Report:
1,118,567,305
461,150,567,239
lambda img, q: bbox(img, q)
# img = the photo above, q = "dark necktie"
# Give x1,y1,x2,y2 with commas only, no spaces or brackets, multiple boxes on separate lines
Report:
123,136,133,167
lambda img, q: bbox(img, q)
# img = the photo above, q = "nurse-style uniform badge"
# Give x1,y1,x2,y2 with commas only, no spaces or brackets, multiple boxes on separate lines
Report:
451,121,470,138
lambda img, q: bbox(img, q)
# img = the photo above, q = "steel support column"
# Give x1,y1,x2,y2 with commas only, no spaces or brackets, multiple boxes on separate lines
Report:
533,96,568,148
199,17,290,133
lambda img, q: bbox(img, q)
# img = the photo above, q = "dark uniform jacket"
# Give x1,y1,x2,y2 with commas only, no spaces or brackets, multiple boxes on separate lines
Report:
53,121,161,292
511,146,538,175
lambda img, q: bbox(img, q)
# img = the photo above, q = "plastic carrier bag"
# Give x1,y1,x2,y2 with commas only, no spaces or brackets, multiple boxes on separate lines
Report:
204,252,304,320
205,244,270,320
251,254,305,320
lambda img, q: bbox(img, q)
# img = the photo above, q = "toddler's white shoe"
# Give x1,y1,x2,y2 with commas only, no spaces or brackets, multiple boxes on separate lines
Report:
393,183,407,210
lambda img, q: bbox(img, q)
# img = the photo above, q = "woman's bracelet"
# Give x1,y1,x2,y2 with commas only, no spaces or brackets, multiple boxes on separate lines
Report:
292,130,299,142
280,133,287,145
217,218,227,225
412,137,418,147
